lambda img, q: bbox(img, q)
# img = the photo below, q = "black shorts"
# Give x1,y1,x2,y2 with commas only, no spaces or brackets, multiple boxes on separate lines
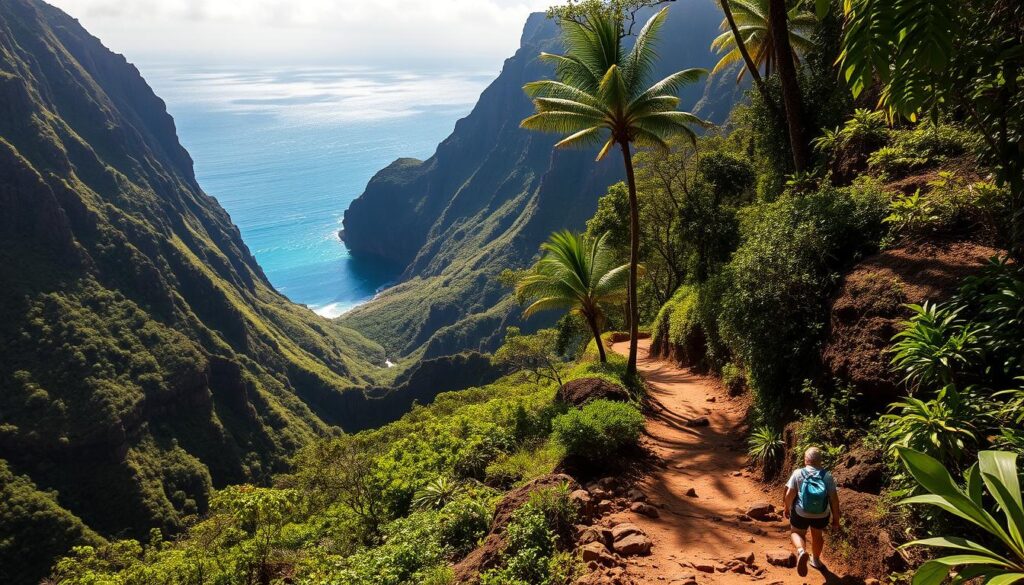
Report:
790,505,830,530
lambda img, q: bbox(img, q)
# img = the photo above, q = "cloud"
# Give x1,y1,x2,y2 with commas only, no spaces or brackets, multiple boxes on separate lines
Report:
47,0,554,67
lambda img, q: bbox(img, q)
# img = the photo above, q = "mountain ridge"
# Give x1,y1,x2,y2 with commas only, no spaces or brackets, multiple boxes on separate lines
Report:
0,1,405,579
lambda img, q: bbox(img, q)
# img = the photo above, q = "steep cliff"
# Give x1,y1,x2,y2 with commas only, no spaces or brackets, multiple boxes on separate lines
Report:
340,1,740,358
0,1,386,580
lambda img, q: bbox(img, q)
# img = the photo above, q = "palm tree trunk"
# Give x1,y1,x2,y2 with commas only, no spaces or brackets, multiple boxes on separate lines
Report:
767,0,809,173
619,141,641,377
586,313,608,363
719,0,775,110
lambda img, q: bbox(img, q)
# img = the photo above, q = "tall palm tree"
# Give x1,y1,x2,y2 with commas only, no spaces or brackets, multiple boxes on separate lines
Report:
710,0,816,81
520,6,708,376
516,231,629,363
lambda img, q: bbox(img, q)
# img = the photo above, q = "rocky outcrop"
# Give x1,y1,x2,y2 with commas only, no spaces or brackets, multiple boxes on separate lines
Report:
340,0,742,360
556,377,631,407
822,240,1000,405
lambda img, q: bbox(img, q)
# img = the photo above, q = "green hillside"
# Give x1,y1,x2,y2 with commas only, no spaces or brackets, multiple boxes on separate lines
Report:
0,0,389,580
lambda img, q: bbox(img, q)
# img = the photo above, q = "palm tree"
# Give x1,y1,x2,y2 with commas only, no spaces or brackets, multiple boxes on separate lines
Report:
516,231,629,363
520,6,708,376
710,0,816,80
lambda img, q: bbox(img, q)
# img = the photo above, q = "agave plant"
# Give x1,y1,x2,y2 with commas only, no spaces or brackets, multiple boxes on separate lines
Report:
747,425,785,477
898,447,1024,584
412,476,464,511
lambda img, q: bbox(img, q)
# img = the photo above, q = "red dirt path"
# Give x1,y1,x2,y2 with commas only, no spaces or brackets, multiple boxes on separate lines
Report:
609,339,869,585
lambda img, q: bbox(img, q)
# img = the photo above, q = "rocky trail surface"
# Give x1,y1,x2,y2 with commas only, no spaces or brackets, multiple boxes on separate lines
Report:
588,339,873,585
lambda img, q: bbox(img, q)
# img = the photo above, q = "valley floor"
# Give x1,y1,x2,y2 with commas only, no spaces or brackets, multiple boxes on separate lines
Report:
609,340,866,585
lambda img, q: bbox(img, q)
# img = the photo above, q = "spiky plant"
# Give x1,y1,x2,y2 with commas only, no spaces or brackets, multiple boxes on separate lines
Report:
748,425,785,477
520,6,708,376
412,476,464,511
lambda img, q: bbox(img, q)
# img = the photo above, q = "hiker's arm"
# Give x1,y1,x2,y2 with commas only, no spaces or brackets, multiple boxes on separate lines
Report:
829,491,841,527
782,486,796,518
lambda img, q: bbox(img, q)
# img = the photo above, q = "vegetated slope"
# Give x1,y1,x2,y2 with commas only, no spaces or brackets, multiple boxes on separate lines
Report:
0,1,387,580
822,240,1001,407
340,0,740,360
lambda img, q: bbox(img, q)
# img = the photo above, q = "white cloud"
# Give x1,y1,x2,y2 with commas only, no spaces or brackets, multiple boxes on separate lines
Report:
47,0,554,67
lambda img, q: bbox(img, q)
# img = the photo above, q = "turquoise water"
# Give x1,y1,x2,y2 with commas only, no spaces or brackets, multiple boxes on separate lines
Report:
141,65,490,316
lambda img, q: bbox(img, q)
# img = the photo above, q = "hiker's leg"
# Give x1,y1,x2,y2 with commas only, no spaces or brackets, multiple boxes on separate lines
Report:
790,527,807,552
808,527,824,559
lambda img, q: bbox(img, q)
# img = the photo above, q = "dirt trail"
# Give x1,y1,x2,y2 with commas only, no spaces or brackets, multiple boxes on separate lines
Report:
610,339,864,585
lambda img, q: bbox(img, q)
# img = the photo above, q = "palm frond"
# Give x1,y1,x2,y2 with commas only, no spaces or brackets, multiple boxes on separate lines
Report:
623,7,669,96
521,111,605,134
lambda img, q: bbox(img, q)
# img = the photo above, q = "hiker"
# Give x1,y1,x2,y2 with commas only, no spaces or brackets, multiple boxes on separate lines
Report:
782,446,841,576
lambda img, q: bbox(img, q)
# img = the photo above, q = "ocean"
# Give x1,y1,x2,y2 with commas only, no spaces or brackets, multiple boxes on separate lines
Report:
140,64,491,317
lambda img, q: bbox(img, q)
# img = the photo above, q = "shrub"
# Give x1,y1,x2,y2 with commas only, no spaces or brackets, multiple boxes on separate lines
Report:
719,182,889,415
868,123,977,177
485,442,565,487
413,476,464,511
551,400,644,460
878,386,989,481
478,504,555,585
721,362,745,395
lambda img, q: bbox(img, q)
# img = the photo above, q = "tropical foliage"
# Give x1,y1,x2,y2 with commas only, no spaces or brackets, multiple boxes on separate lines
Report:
711,0,816,80
898,448,1024,584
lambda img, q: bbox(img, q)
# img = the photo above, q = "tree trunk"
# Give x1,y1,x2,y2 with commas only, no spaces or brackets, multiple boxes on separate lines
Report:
767,0,808,173
586,313,608,363
620,142,641,377
719,0,775,110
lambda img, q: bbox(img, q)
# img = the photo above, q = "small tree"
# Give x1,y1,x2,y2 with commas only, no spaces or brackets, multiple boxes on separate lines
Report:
494,327,565,388
515,230,629,363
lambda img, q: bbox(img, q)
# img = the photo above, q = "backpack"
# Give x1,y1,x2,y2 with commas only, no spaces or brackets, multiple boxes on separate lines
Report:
798,469,829,514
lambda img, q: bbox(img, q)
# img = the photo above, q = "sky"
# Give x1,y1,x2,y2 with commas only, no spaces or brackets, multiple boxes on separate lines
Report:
47,0,555,69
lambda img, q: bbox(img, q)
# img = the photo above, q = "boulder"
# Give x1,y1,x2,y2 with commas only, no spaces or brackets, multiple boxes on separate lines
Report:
690,561,716,573
684,487,698,497
571,489,595,518
686,416,710,427
627,488,646,502
580,541,616,566
577,525,608,547
612,533,652,556
734,552,755,565
556,378,630,407
611,523,644,541
833,447,886,494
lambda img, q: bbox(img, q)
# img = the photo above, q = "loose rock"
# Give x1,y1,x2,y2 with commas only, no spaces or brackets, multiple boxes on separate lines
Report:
745,502,776,521
613,534,652,556
630,502,659,518
765,550,796,568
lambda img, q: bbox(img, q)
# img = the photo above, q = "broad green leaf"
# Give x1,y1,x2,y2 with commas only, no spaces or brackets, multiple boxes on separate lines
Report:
911,560,951,585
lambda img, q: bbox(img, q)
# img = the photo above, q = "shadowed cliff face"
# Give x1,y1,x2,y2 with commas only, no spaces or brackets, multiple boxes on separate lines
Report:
0,1,389,580
340,1,741,359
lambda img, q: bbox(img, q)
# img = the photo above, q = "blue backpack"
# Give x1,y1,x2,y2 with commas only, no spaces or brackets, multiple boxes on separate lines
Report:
798,469,829,514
